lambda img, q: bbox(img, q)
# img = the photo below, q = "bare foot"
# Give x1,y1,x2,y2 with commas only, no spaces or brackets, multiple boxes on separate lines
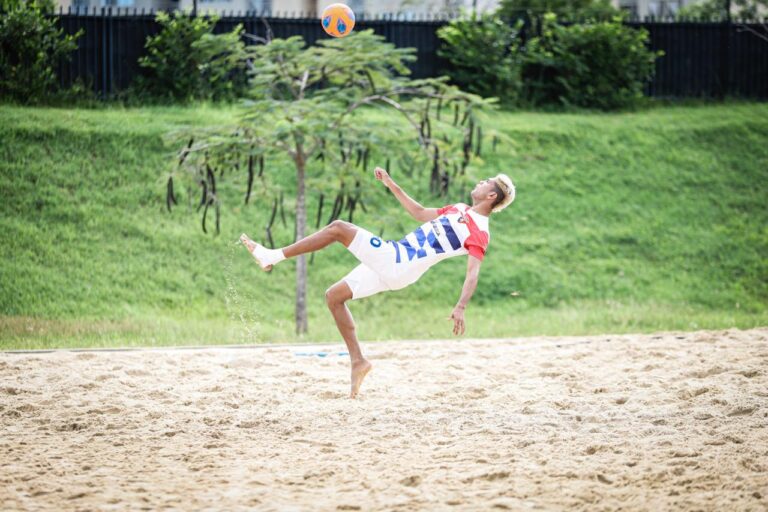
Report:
350,359,372,399
239,233,273,271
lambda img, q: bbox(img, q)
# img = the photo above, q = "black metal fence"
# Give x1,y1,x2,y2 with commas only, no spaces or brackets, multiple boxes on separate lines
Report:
52,9,768,99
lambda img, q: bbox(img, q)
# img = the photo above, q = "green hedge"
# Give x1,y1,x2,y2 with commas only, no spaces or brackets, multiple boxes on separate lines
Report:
0,5,81,104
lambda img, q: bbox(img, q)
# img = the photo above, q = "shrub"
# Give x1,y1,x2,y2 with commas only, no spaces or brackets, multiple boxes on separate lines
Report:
676,0,766,22
136,11,247,102
523,15,661,109
437,12,524,104
499,0,620,23
0,5,81,104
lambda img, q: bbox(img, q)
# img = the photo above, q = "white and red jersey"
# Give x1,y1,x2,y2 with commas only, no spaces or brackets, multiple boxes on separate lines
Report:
387,203,490,283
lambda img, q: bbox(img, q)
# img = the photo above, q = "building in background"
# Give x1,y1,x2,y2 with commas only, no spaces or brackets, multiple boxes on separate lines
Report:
55,0,500,16
615,0,693,18
54,0,703,19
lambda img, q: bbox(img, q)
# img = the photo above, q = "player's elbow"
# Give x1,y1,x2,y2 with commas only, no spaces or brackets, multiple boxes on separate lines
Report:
412,208,430,223
413,207,438,223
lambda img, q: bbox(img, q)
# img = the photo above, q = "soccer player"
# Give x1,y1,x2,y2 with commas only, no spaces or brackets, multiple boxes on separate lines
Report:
241,167,515,397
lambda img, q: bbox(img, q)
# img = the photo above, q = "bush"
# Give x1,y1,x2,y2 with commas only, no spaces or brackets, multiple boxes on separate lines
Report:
0,0,54,11
523,15,661,109
0,5,81,104
437,12,524,104
136,11,247,102
499,0,620,23
676,0,766,22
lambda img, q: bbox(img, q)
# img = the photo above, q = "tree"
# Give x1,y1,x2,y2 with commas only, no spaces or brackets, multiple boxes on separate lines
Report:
166,29,492,335
498,0,620,23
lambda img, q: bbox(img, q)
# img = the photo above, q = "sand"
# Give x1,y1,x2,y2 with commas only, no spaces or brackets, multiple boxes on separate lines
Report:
1,327,767,511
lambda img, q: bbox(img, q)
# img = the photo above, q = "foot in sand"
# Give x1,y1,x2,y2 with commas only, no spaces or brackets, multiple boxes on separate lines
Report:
350,359,372,399
240,234,273,272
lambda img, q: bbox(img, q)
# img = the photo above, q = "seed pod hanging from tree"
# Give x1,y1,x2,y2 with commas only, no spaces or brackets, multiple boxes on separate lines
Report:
178,137,194,167
355,146,365,168
362,146,370,171
206,164,217,196
327,186,344,224
166,176,178,213
338,132,346,163
202,198,210,234
460,105,471,126
197,180,208,212
462,132,472,170
265,197,278,249
279,190,287,227
430,145,440,194
475,125,483,157
215,200,221,234
245,154,255,204
347,194,357,223
440,171,450,197
348,179,362,223
315,193,325,229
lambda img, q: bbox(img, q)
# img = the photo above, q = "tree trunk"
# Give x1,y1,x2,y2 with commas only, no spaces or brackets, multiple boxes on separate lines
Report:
294,147,308,335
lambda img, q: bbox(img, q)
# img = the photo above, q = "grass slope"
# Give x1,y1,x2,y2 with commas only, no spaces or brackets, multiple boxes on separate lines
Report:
1,103,766,349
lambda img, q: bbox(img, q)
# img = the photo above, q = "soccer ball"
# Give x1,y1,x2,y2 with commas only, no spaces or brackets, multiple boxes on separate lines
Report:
321,3,356,38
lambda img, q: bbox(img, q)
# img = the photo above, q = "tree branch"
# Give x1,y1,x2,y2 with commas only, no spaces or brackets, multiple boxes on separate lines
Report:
298,69,310,99
737,22,768,43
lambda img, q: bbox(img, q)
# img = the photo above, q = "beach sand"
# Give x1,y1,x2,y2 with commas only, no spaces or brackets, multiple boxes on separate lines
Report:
1,327,767,511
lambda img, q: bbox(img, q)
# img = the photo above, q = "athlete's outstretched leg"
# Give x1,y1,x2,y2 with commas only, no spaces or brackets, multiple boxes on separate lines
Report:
283,220,357,257
326,280,371,398
241,220,358,271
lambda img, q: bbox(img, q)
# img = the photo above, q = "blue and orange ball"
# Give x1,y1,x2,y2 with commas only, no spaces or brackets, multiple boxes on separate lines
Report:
321,3,356,38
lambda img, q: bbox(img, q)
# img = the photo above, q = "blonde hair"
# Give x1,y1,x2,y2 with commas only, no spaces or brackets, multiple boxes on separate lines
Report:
491,174,515,213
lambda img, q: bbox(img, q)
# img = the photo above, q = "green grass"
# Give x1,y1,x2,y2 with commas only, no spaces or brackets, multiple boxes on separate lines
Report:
1,103,766,349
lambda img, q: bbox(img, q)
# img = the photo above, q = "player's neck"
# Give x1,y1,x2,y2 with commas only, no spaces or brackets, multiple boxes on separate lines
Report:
469,202,492,217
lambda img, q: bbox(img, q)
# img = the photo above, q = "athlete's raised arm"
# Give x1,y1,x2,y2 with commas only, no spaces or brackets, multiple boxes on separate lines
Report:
449,255,482,336
374,166,439,223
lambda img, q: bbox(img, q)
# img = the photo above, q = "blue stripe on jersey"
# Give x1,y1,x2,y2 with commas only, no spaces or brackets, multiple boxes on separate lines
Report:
427,229,445,254
388,240,401,263
397,239,422,262
394,227,446,264
440,217,462,250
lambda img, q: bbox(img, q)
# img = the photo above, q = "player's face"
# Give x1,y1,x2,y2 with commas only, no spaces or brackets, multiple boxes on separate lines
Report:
471,178,497,200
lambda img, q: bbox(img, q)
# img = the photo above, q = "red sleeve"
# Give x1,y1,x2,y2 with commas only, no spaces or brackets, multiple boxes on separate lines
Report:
437,204,456,216
464,230,489,261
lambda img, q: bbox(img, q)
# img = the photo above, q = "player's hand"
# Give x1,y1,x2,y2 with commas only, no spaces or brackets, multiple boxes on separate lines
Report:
448,306,466,336
374,167,393,189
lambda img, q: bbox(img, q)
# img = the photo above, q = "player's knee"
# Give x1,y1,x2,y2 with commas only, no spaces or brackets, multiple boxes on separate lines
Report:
327,219,345,237
325,287,341,307
326,283,351,307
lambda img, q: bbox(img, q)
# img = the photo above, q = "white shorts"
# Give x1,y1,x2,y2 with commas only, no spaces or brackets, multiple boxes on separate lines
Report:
341,227,418,300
